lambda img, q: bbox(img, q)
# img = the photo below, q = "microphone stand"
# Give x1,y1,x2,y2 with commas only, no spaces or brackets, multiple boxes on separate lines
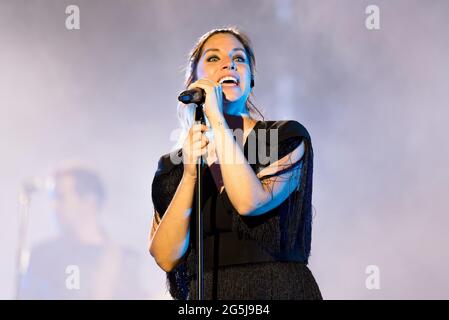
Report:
177,88,206,300
194,104,205,300
15,189,32,299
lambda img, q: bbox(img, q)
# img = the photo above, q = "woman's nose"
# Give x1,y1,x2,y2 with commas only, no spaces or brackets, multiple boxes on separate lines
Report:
222,58,236,70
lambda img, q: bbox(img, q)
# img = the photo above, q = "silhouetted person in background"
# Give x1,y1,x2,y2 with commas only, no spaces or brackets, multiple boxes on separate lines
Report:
20,165,144,299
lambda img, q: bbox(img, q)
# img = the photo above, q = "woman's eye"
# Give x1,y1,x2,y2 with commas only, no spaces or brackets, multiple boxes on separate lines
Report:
207,55,219,62
234,56,246,63
206,55,246,63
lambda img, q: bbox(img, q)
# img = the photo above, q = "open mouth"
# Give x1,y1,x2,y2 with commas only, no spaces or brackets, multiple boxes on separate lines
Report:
218,76,239,87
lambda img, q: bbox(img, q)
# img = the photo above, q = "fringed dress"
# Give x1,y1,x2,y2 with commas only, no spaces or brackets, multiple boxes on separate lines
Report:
151,120,322,300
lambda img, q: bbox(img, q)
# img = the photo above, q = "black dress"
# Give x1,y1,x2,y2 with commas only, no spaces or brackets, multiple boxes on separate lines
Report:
151,120,322,300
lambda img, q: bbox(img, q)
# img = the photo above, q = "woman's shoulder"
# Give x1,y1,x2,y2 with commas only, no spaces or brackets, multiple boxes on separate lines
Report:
151,148,184,218
257,119,311,141
154,148,183,176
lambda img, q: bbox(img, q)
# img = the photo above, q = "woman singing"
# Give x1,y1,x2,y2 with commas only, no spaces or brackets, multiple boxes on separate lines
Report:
149,27,322,300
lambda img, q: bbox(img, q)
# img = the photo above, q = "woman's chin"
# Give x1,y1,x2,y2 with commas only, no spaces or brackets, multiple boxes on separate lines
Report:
222,90,242,102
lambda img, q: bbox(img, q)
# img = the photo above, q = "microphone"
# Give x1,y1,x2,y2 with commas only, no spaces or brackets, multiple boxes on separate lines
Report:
178,88,205,105
21,176,54,195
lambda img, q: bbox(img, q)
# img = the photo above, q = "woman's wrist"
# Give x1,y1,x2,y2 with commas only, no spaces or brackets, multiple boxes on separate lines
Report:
182,170,198,183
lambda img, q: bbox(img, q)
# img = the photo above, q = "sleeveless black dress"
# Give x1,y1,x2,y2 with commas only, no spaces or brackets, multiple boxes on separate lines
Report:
151,120,322,300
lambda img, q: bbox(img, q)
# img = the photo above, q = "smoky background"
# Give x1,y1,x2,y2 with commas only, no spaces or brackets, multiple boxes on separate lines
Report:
0,0,448,299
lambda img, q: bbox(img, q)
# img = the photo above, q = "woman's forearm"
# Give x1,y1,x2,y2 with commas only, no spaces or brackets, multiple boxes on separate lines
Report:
149,173,196,272
209,115,268,215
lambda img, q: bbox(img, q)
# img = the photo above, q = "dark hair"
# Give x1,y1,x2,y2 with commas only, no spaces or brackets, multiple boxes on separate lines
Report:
54,166,106,207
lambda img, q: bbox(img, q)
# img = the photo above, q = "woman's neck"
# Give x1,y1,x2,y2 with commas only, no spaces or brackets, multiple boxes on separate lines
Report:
223,100,249,117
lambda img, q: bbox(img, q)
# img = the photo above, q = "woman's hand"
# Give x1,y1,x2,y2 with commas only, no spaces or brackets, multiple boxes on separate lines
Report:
182,122,210,178
187,78,224,123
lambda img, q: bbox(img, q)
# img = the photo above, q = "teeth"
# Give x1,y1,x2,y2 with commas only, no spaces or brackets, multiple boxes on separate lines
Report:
219,76,238,84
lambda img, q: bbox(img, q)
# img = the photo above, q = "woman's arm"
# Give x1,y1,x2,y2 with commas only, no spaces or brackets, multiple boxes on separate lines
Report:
251,139,305,216
148,173,196,272
209,114,305,216
149,122,208,272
